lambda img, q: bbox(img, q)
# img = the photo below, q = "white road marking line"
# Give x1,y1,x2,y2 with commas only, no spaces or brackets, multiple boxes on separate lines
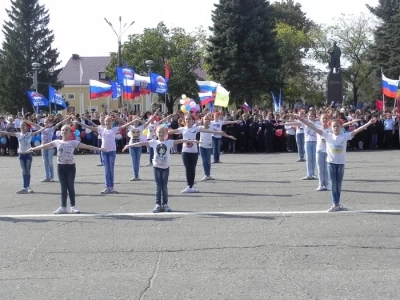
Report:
0,210,399,218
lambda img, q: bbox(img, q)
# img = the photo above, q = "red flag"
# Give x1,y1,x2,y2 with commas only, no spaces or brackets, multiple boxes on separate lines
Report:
165,60,170,80
376,100,383,111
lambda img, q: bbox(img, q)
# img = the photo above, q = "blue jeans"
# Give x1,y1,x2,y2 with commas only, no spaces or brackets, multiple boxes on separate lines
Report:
148,141,154,163
296,133,305,159
305,141,317,177
199,147,212,176
101,151,116,188
212,137,222,162
42,148,54,179
19,153,32,188
129,146,142,178
370,133,378,149
317,151,329,187
328,163,345,205
98,140,103,163
154,167,169,205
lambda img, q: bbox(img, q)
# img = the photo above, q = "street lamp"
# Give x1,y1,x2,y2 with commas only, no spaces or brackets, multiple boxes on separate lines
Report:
32,62,44,113
146,60,157,112
104,16,135,112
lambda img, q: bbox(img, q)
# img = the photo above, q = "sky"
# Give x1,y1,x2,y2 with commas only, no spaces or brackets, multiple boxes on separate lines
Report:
0,0,379,67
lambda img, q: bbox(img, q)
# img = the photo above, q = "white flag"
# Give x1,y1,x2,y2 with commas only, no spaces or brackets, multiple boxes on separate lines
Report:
79,61,83,84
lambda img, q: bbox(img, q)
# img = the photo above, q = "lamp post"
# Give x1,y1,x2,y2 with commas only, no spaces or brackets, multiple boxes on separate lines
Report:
146,60,156,112
104,16,135,112
32,62,41,113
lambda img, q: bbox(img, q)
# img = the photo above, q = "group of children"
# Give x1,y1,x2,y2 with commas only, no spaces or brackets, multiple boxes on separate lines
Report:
1,109,377,214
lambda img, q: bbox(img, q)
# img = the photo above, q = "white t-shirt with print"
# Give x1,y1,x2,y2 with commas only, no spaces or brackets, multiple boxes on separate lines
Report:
16,132,33,154
98,127,119,151
210,121,225,138
128,125,144,144
146,122,159,139
41,127,55,144
316,125,332,153
305,121,320,142
321,131,352,164
198,126,212,149
148,139,174,169
177,126,199,153
52,140,80,164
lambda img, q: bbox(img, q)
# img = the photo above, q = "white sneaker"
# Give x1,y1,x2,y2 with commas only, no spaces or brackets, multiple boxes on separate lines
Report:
16,188,28,194
100,188,110,194
191,187,199,193
315,186,324,191
27,187,34,193
201,176,209,181
181,186,192,193
70,206,80,213
53,207,68,214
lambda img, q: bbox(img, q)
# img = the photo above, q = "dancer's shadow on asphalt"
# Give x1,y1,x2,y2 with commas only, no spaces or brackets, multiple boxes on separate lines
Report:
342,189,400,195
0,217,91,224
199,213,277,221
96,215,177,222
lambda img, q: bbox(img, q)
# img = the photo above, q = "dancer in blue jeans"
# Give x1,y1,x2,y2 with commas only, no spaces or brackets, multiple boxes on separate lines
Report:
295,115,377,212
199,116,236,181
26,116,69,182
75,113,138,194
0,121,47,193
123,126,200,213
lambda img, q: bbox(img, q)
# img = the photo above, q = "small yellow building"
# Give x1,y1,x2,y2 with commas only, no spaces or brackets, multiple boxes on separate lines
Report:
58,54,165,115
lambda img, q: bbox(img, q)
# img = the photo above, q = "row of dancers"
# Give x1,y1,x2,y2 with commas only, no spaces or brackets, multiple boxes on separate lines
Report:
0,110,377,213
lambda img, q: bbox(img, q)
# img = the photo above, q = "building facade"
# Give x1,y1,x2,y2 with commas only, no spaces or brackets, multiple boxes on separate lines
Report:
58,54,165,115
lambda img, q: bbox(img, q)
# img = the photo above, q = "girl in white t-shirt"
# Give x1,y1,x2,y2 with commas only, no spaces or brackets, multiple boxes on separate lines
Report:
315,114,332,191
0,120,47,194
296,116,377,212
199,116,236,181
169,114,233,193
123,126,200,213
210,112,240,163
26,117,69,182
75,114,138,194
29,125,107,214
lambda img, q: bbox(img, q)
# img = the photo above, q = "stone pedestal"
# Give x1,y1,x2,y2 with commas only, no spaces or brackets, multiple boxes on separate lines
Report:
327,73,343,104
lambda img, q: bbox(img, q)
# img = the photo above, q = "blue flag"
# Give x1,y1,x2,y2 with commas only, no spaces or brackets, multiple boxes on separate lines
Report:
150,72,168,93
110,80,121,100
26,91,49,107
49,85,66,108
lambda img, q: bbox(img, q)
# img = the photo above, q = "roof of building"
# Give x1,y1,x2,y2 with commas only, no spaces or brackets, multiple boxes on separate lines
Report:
59,54,111,86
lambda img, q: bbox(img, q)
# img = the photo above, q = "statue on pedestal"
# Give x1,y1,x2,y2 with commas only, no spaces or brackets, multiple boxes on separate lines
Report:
328,41,341,74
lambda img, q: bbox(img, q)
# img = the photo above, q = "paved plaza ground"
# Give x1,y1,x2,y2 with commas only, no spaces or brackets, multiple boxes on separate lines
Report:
0,150,400,299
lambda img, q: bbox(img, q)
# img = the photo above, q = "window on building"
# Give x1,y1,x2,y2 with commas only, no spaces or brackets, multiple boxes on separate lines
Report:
99,72,106,80
132,104,141,114
88,106,98,112
66,93,75,100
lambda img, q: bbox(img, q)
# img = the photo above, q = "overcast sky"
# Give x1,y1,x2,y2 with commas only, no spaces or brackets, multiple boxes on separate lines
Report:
0,0,378,66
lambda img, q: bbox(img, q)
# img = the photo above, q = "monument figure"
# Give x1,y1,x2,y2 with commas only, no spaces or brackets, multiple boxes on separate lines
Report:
328,41,341,74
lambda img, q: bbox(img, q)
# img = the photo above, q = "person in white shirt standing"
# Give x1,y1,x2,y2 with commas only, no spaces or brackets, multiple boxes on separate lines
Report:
0,121,47,193
26,116,69,182
75,113,137,194
296,115,377,212
210,112,240,163
29,124,107,214
123,126,200,213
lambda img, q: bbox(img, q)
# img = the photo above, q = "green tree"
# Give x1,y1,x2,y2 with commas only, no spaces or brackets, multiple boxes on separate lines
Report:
328,14,374,105
206,0,281,107
106,22,206,114
368,0,400,96
0,0,62,113
271,0,315,33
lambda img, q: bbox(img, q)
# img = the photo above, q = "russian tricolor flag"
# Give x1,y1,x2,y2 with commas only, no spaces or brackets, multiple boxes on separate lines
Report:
382,73,399,98
197,81,218,105
242,102,250,112
89,80,112,99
